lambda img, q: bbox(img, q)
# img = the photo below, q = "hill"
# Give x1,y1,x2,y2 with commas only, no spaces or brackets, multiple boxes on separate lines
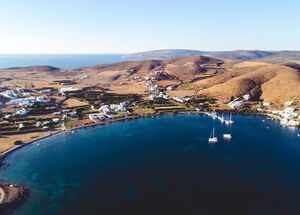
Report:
124,49,300,63
1,56,299,108
122,49,204,60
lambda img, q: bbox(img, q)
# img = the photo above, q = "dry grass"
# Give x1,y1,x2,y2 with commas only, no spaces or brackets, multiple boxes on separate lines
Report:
0,131,48,153
63,99,89,108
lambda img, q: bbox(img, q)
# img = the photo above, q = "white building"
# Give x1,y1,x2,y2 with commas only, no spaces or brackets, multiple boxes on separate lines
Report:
282,108,295,118
228,101,244,109
60,87,80,96
99,105,111,115
1,90,18,99
243,94,251,101
36,96,45,103
285,101,294,107
149,94,157,100
166,86,173,91
149,85,159,92
89,113,106,122
15,108,28,116
36,121,42,128
7,97,35,106
173,97,184,103
110,103,128,114
52,118,60,123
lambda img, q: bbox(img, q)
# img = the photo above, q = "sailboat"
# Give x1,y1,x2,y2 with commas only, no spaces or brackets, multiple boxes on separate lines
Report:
219,114,225,123
225,114,234,125
208,127,218,143
223,133,232,140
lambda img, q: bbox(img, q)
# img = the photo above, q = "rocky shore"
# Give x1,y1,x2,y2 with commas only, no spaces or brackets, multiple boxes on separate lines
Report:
0,184,28,212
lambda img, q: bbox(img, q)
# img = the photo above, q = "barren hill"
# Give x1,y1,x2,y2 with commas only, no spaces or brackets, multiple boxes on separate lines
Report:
194,62,300,106
1,56,299,108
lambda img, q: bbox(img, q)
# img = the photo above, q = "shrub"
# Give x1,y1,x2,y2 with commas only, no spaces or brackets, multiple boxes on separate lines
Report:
14,140,24,145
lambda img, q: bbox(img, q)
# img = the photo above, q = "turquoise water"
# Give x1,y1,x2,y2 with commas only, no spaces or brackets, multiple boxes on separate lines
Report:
1,114,300,215
0,54,126,69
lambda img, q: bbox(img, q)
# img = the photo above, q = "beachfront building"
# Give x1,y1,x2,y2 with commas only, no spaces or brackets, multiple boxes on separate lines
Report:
89,113,106,122
110,103,128,114
99,102,129,116
280,118,300,127
282,108,296,119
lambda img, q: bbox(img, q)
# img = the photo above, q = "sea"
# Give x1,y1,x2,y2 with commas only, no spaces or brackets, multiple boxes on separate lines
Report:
0,114,300,215
0,54,127,69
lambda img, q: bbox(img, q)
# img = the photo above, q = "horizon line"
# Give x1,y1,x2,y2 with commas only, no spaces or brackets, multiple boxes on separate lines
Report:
0,49,300,55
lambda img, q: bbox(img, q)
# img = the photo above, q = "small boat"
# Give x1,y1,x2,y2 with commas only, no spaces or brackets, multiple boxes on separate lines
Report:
208,127,218,143
223,134,232,140
219,115,225,123
225,114,234,125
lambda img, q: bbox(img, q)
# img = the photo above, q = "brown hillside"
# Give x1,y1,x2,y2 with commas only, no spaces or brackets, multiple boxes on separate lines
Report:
195,62,300,105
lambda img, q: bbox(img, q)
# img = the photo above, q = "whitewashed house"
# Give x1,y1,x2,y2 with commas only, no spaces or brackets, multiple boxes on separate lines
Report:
36,96,45,103
15,108,28,116
1,90,18,99
243,94,251,101
60,87,80,96
228,101,244,109
99,105,111,115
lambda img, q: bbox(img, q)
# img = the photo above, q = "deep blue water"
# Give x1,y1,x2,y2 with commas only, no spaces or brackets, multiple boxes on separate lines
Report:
0,114,300,215
0,54,126,69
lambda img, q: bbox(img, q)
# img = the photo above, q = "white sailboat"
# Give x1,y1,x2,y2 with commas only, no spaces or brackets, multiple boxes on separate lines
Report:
208,127,218,143
223,133,232,140
225,114,234,125
219,114,225,123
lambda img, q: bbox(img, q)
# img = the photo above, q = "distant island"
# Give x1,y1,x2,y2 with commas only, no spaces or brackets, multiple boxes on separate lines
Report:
123,49,300,63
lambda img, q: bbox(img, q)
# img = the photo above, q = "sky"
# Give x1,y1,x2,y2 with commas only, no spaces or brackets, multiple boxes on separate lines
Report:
0,0,300,54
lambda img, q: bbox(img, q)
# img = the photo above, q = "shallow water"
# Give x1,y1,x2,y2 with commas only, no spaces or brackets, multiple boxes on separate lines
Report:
1,114,300,215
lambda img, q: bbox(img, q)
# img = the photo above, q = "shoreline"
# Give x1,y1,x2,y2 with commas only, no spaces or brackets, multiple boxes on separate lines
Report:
0,110,286,161
0,113,161,161
0,110,297,210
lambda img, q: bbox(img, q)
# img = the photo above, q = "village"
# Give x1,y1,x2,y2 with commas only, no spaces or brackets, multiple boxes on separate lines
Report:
0,70,299,154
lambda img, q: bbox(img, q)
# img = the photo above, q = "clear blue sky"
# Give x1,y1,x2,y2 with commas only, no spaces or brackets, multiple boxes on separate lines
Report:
0,0,299,53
